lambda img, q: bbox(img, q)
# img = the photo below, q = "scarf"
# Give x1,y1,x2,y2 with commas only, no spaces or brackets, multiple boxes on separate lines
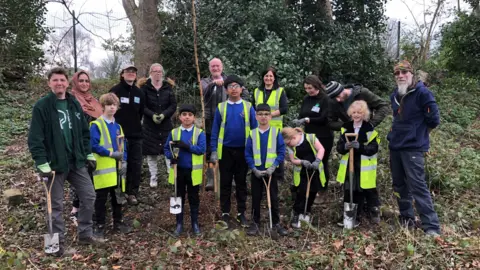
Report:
70,70,103,119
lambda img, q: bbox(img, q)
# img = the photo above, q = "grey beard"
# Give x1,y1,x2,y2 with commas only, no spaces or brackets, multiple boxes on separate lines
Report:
398,84,408,95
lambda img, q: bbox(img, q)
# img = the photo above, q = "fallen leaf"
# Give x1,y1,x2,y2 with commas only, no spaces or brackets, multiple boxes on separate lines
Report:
333,239,343,251
174,240,182,247
206,264,216,270
109,252,123,262
224,265,231,270
72,253,84,261
365,244,375,256
186,250,193,257
112,266,121,269
133,219,141,229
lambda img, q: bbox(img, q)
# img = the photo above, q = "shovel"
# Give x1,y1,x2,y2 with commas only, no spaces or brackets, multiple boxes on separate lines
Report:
299,169,316,226
169,144,182,214
213,161,220,200
262,175,279,240
42,171,60,254
115,135,127,205
343,133,359,229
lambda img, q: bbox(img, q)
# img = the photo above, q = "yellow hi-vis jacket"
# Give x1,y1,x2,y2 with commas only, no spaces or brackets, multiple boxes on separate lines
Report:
217,100,252,160
292,133,326,187
254,87,284,129
250,127,278,168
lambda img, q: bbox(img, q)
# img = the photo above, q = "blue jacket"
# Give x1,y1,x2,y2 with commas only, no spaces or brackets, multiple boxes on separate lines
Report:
387,81,440,151
245,127,286,170
164,126,206,169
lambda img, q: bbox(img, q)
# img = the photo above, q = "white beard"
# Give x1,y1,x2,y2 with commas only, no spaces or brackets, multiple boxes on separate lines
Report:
397,83,408,95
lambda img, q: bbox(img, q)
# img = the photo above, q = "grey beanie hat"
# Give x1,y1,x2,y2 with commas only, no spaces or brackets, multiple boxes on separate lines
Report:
326,81,344,98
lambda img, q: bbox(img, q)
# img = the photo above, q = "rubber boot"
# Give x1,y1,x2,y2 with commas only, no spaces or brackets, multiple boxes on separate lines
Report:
205,166,214,191
173,213,183,237
191,206,201,236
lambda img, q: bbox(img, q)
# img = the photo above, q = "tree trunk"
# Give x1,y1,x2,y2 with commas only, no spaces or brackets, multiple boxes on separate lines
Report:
122,0,161,77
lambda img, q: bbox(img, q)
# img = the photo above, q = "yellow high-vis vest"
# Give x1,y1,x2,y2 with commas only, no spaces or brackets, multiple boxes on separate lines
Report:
336,128,379,189
292,133,326,187
168,126,204,186
90,119,125,191
254,87,284,129
250,127,278,168
217,100,252,160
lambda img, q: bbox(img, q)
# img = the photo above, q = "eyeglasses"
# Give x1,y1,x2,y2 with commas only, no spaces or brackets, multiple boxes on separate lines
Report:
78,79,90,83
394,70,409,76
257,113,271,117
227,84,241,89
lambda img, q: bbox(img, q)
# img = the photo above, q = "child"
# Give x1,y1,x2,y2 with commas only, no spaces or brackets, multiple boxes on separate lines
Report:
90,93,131,239
210,75,257,228
335,100,380,227
164,104,206,237
281,127,326,229
245,104,288,236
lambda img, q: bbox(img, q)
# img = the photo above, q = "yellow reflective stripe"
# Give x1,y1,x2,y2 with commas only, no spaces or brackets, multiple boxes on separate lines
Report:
169,126,204,186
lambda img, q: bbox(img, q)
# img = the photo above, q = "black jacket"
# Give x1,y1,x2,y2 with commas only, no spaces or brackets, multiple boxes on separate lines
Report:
298,92,332,138
109,80,145,139
141,79,177,155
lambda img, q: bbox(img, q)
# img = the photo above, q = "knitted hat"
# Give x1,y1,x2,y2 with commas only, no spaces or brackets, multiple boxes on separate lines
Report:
326,81,344,98
178,104,196,115
394,60,413,73
256,103,271,112
224,75,244,88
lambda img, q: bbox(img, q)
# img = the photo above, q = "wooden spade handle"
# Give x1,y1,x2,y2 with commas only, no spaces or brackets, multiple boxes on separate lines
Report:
344,133,357,173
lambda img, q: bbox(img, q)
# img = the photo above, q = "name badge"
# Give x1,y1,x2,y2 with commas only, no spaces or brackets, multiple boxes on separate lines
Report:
134,96,140,104
311,105,320,113
121,97,129,104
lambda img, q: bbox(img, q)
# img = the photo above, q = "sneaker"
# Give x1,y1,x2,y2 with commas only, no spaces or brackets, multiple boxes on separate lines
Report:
247,223,260,236
274,223,288,236
93,224,105,239
313,194,325,205
149,178,158,188
69,212,78,226
370,207,381,224
221,213,230,229
237,213,248,228
291,214,300,229
78,236,105,246
128,195,139,205
113,221,132,234
337,218,344,227
425,230,440,237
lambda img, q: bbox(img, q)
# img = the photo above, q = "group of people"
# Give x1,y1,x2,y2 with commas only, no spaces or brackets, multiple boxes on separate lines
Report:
28,58,441,257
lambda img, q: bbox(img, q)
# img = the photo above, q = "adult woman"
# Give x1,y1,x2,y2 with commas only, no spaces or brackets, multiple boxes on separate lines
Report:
293,75,332,194
70,70,102,222
141,63,177,188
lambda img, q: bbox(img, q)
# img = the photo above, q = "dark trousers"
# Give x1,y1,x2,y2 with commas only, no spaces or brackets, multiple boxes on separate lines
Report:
126,138,143,196
175,168,200,211
390,150,440,232
205,119,213,162
343,188,380,216
318,136,334,191
219,146,248,214
251,172,280,224
94,186,122,225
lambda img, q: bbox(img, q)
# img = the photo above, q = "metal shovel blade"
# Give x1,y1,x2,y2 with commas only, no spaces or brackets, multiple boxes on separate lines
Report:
170,197,182,214
343,202,358,229
299,214,311,226
44,232,60,254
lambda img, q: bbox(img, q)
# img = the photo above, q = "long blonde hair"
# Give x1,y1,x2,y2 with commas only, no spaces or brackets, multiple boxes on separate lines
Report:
347,100,371,121
281,127,303,141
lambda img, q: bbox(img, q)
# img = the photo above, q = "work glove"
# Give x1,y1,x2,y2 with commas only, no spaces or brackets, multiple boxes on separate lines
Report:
111,151,123,161
252,168,266,179
300,160,312,168
309,158,321,170
153,113,165,124
292,118,306,126
344,142,353,151
351,141,360,149
37,163,53,181
86,154,97,173
120,161,127,176
172,140,190,150
210,151,218,163
266,165,276,176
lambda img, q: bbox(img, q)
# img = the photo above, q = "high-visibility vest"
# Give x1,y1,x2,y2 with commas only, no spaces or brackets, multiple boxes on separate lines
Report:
292,133,326,187
90,119,125,190
336,129,379,189
217,100,252,160
168,126,204,186
250,127,278,168
254,87,284,129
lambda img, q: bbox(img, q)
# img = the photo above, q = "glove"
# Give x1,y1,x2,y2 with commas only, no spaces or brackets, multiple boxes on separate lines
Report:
351,141,360,149
210,151,218,163
86,154,97,173
292,118,306,126
37,163,53,181
300,160,312,168
266,165,276,176
153,113,165,124
111,151,123,160
170,158,178,165
172,140,190,150
310,158,321,170
120,161,127,176
344,142,352,151
252,168,266,178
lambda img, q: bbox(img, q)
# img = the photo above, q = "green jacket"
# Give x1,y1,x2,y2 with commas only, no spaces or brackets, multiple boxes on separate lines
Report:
28,92,92,173
328,84,390,131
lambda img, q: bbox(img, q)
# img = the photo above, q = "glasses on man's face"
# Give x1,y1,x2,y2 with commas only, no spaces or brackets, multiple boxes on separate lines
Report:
79,79,90,83
257,113,271,117
227,84,241,89
394,70,409,76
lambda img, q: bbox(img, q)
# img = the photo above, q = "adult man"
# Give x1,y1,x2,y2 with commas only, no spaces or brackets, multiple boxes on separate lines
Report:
28,67,101,257
387,60,441,236
110,64,145,205
326,81,389,131
201,58,249,191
